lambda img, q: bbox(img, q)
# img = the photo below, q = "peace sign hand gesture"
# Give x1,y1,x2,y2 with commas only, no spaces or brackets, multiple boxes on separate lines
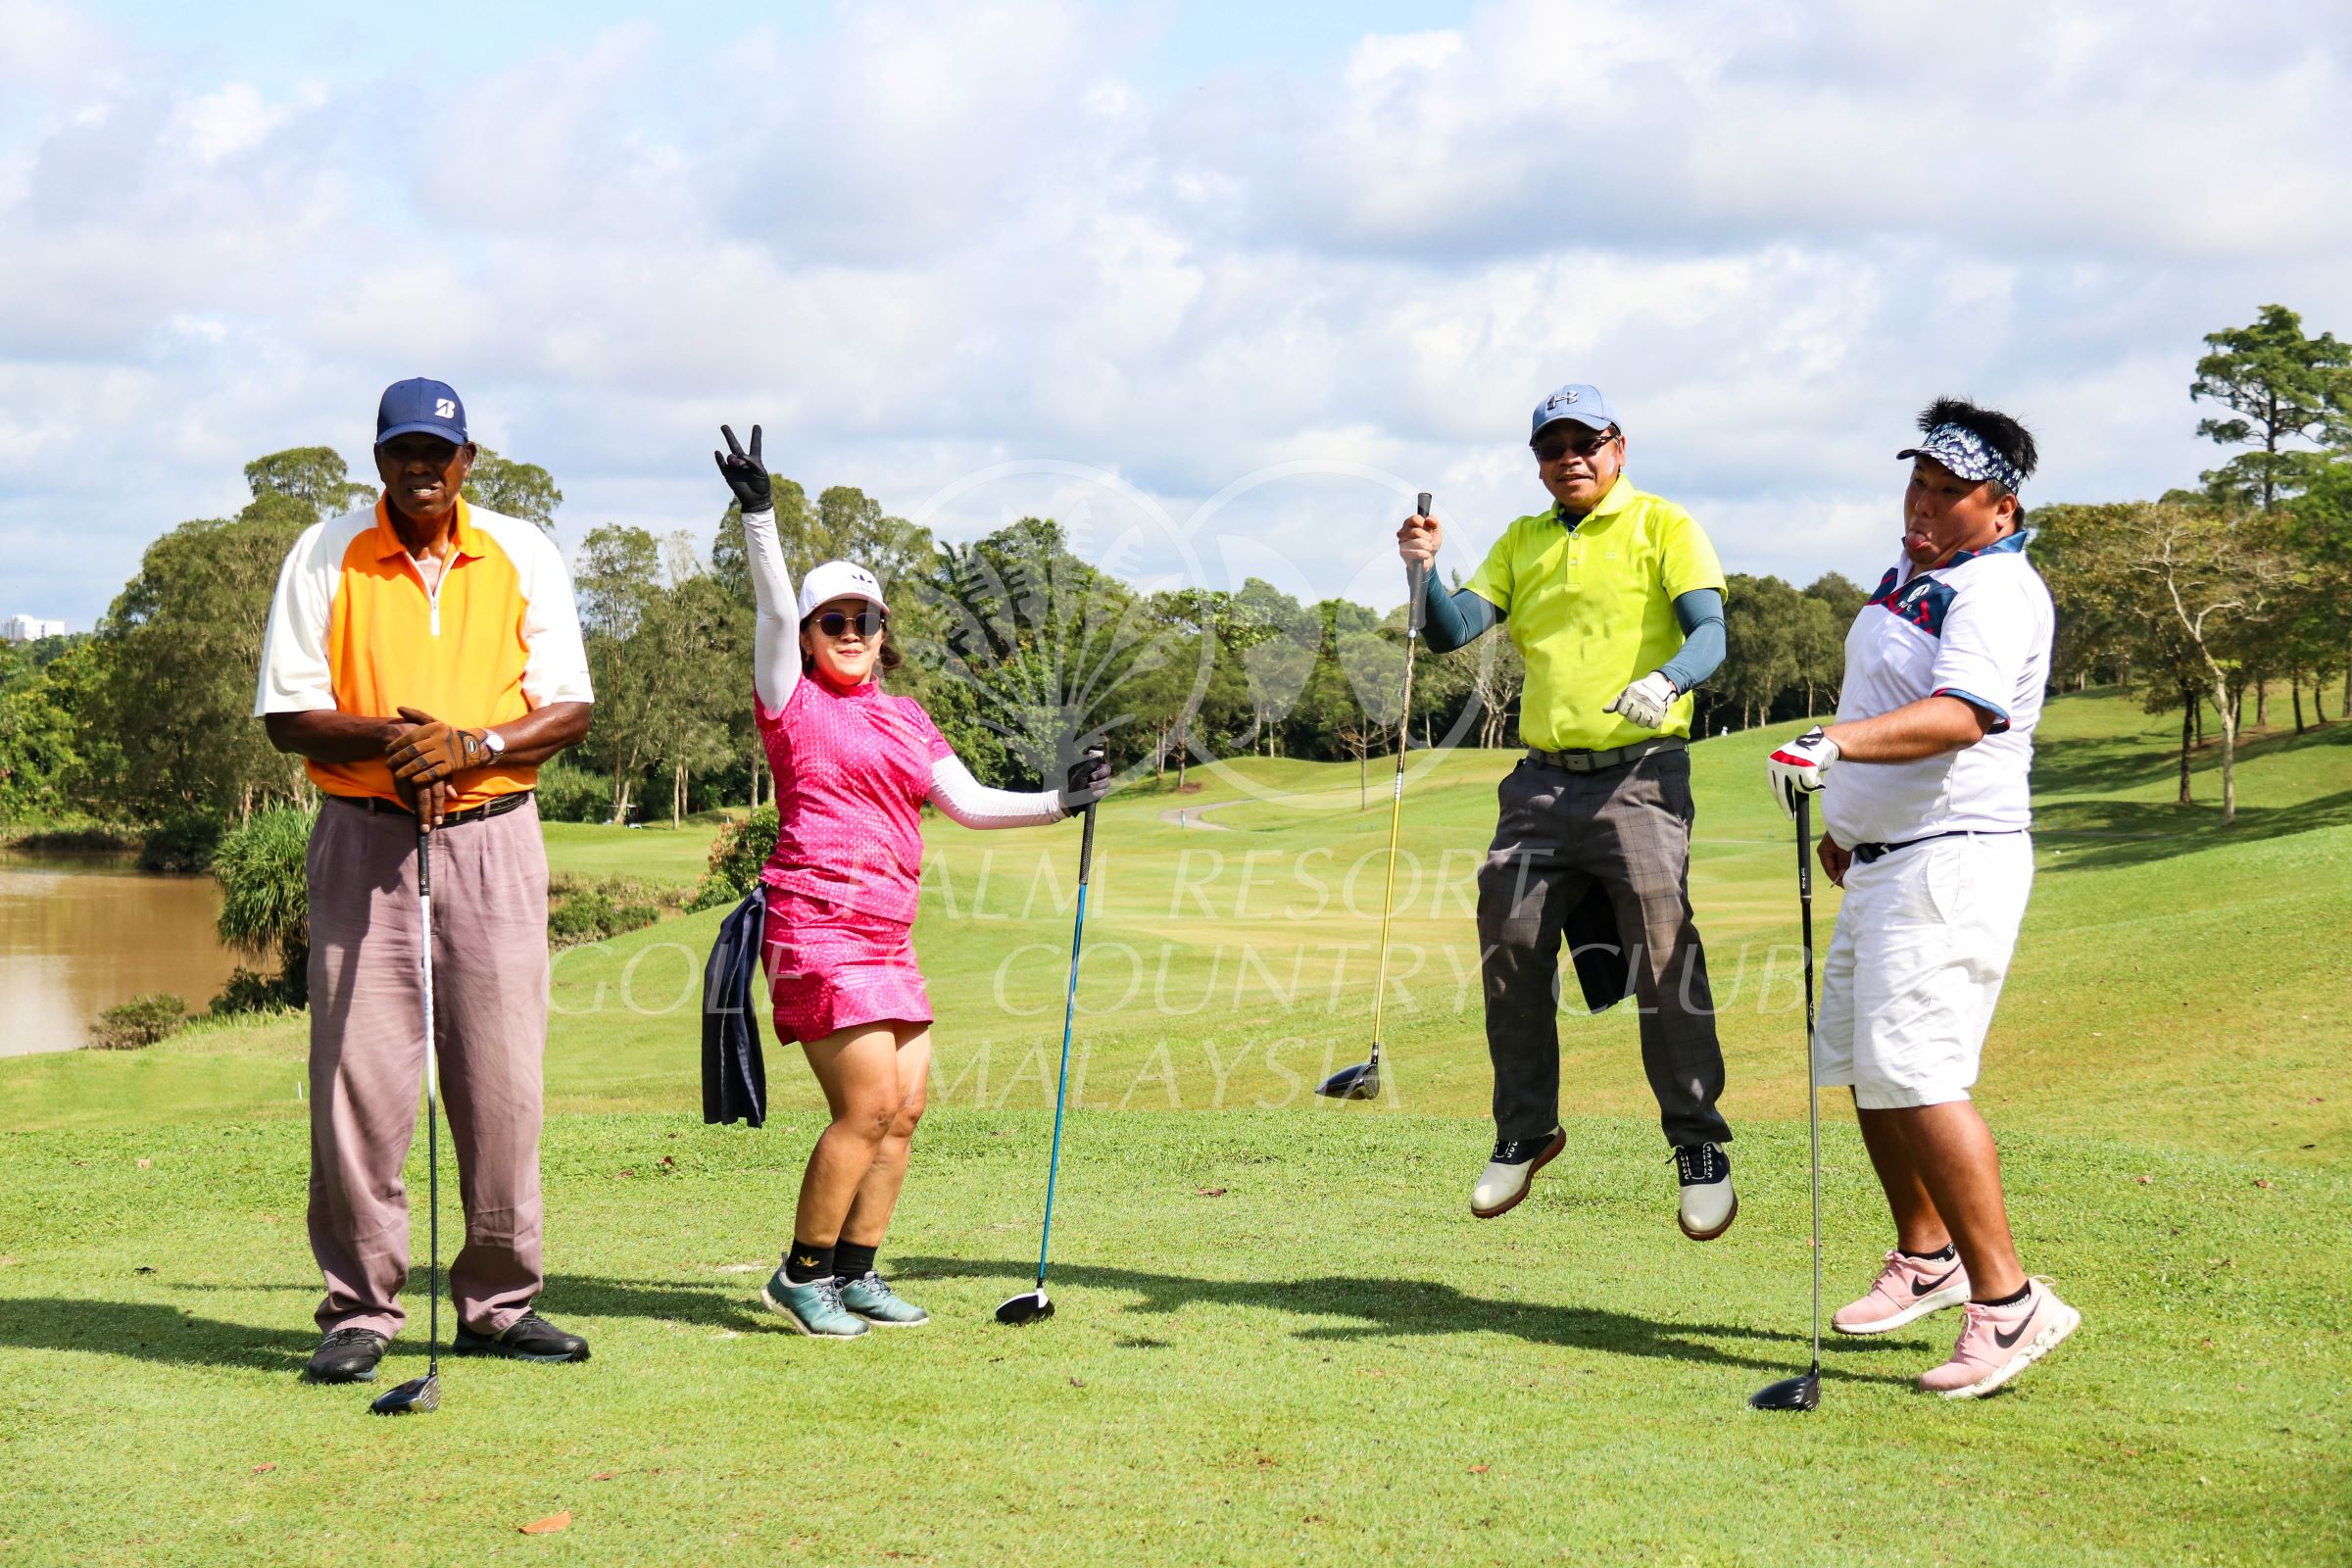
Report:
714,423,773,514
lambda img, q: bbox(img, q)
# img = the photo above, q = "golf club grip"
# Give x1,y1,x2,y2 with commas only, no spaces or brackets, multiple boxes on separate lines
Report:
1076,802,1097,885
416,824,431,897
1405,492,1433,634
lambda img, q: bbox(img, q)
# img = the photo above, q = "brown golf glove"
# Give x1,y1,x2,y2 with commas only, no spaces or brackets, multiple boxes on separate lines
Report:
388,706,490,787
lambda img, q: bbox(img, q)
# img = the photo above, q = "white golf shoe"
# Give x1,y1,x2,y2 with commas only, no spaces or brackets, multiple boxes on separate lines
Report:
1471,1127,1566,1219
1674,1142,1737,1240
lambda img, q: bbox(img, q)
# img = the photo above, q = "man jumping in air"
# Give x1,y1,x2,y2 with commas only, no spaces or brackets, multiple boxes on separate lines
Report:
1399,382,1737,1240
1764,397,2081,1398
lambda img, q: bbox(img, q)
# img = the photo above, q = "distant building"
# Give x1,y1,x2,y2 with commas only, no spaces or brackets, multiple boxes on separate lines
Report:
5,615,68,642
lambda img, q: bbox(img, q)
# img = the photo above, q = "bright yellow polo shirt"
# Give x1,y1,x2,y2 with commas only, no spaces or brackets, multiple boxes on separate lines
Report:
1463,475,1725,753
254,499,593,808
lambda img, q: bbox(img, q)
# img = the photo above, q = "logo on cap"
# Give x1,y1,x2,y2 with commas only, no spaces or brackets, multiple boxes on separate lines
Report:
434,399,456,418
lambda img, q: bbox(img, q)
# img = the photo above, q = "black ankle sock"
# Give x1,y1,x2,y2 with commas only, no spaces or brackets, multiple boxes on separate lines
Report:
784,1240,836,1284
833,1240,878,1282
1900,1243,1957,1262
1977,1281,2033,1308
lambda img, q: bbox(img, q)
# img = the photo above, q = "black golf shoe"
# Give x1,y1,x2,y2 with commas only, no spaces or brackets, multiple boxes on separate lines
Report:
1674,1141,1737,1240
305,1326,388,1383
1470,1126,1566,1218
452,1309,591,1363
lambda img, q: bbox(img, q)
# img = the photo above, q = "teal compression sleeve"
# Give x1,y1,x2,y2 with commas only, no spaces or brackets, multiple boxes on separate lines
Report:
1657,588,1726,692
1419,564,1501,654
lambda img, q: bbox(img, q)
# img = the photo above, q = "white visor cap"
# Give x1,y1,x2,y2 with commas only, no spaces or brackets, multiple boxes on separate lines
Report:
797,560,889,621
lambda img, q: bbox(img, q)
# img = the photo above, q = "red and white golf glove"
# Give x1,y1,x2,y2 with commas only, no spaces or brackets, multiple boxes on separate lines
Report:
1765,726,1839,817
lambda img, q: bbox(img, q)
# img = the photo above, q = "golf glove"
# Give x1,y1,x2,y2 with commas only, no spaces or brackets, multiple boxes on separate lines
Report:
714,423,773,514
1058,746,1110,816
389,707,489,786
1605,671,1678,731
1765,726,1839,817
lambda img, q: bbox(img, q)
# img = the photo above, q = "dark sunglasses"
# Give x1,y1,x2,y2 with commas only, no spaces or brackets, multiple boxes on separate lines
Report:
1532,426,1620,464
812,607,887,638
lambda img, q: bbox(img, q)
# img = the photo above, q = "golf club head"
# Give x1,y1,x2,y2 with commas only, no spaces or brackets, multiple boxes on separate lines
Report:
995,1289,1054,1326
368,1371,441,1415
1314,1061,1381,1101
1748,1368,1820,1412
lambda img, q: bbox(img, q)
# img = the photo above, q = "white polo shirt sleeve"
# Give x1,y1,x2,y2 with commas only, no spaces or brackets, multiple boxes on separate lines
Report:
473,512,595,708
253,517,349,715
1928,566,2042,735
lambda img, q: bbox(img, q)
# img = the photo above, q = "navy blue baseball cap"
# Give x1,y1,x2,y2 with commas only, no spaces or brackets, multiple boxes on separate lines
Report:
1531,382,1618,439
375,377,468,448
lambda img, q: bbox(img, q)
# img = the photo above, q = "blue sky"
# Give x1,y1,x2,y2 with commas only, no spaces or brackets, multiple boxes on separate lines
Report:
5,0,2349,631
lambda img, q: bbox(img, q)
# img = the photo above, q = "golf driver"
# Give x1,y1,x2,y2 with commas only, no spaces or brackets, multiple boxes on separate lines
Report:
372,821,443,1415
1750,793,1822,1412
1317,490,1433,1102
997,749,1102,1325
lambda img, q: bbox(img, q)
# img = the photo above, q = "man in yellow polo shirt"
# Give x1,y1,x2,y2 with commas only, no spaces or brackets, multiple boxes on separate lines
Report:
1399,382,1737,1239
255,377,596,1387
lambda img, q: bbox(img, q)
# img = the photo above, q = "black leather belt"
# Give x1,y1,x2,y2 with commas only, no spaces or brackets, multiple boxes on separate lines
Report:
331,790,533,828
1526,736,1686,774
1850,827,2023,864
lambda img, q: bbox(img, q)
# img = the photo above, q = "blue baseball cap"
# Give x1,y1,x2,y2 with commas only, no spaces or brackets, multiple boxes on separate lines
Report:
375,377,468,448
1531,382,1618,440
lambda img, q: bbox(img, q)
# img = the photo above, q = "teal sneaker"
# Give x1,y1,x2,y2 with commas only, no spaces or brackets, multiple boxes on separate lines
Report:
760,1270,869,1338
839,1272,930,1327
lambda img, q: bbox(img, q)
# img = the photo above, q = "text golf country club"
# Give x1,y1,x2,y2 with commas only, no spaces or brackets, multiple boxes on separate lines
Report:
551,842,1821,1113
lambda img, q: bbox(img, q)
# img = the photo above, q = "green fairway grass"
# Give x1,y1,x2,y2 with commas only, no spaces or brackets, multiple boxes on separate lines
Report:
2,689,2346,1564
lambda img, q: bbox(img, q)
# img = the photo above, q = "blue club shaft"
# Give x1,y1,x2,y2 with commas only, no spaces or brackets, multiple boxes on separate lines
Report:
1034,804,1096,1288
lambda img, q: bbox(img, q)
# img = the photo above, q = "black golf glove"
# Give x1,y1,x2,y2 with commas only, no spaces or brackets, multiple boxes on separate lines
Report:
1058,743,1110,816
714,423,773,514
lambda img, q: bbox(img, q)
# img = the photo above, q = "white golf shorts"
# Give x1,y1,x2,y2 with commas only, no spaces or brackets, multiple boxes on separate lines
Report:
1813,831,2034,1110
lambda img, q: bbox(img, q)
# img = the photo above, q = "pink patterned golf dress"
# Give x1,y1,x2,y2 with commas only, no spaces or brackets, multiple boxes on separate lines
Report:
741,520,1071,1046
756,672,953,1043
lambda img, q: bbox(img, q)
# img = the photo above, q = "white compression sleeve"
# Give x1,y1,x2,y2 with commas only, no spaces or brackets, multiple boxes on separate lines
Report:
744,509,801,712
927,755,1066,829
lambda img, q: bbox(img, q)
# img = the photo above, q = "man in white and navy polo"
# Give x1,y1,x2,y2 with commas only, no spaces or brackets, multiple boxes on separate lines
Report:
1762,398,2081,1400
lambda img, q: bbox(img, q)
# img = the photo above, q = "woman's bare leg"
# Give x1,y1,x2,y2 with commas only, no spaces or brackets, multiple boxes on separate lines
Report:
842,1026,931,1248
793,1023,909,1247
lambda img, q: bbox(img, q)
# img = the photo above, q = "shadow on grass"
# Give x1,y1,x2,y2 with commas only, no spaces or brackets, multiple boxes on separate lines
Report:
2036,787,2352,871
2033,716,2350,801
882,1254,1915,1389
12,1265,1914,1390
0,1297,318,1372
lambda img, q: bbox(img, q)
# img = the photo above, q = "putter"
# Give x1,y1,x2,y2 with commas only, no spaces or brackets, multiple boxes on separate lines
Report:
997,756,1102,1326
372,821,444,1415
1317,490,1433,1102
1751,793,1822,1412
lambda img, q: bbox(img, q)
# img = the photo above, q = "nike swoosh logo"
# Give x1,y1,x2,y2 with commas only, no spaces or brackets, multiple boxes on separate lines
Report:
1993,1319,2030,1349
1912,1265,1961,1297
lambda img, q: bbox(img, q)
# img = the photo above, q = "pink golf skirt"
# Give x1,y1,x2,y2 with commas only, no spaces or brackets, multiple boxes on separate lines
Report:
760,888,933,1045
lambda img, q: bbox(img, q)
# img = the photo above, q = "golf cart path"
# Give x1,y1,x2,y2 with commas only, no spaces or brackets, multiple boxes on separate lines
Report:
1156,799,1240,831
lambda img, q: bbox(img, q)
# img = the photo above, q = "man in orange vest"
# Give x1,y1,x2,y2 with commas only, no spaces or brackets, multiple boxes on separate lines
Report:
255,377,596,1386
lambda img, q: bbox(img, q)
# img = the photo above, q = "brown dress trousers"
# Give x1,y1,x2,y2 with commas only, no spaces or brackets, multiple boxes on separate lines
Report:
304,795,550,1338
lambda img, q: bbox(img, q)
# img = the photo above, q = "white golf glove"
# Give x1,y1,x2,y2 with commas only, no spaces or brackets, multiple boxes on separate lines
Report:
1765,726,1840,817
1605,671,1679,731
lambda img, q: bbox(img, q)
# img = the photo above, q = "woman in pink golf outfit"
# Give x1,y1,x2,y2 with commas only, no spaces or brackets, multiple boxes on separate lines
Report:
715,426,1108,1338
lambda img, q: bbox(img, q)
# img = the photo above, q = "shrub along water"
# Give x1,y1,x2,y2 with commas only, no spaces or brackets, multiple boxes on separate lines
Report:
210,805,314,1011
88,993,185,1050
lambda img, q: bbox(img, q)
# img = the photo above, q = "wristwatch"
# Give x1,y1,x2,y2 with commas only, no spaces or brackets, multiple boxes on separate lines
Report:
480,728,507,759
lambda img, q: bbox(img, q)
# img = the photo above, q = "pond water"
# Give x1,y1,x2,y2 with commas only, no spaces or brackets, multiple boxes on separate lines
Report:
0,852,245,1055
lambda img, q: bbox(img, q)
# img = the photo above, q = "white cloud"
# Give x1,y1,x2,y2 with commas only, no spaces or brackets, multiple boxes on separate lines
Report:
3,0,2350,633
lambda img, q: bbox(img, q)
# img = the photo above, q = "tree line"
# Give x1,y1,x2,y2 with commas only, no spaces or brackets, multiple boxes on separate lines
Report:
3,305,2343,841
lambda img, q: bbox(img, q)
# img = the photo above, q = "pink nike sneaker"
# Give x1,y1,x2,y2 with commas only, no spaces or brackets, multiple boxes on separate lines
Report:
1918,1279,2082,1399
1832,1250,1971,1336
